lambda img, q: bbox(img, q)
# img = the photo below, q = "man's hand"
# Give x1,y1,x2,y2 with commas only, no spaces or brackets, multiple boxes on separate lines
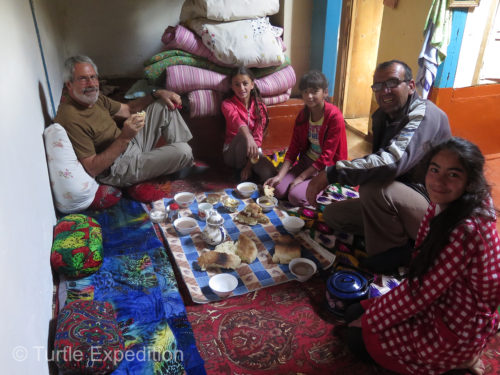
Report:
121,113,145,141
306,170,328,206
156,89,182,110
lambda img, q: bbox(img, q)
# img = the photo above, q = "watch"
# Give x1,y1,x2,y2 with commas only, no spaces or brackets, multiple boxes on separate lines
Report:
151,88,158,99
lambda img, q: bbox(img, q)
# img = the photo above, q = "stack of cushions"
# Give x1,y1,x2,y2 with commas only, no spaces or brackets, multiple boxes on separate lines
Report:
140,0,295,119
44,124,122,213
50,214,103,279
54,300,124,374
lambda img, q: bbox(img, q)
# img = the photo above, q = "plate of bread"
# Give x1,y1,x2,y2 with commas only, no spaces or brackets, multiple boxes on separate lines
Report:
197,233,259,270
234,202,270,226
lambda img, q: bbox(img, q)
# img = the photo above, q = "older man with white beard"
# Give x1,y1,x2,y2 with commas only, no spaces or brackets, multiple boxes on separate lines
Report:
55,55,193,187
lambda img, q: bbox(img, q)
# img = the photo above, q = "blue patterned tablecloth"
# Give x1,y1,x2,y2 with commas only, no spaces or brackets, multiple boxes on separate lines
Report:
157,189,335,303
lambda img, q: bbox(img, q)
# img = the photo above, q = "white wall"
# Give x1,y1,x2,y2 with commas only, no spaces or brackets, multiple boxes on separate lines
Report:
0,1,62,373
58,0,185,78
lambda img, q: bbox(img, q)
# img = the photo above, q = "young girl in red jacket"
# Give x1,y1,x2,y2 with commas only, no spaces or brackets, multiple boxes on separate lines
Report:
221,67,276,182
345,137,500,375
264,70,347,206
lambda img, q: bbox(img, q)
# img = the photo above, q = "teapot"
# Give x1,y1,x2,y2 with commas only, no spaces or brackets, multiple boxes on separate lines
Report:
202,209,227,246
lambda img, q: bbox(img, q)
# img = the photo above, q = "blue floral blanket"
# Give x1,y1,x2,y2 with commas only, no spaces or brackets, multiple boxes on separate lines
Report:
60,198,205,375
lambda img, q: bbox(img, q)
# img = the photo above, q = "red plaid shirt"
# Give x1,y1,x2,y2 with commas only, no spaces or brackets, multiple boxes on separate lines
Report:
361,198,500,374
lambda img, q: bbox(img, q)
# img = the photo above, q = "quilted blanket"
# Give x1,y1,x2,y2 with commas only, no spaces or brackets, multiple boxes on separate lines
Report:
144,49,291,83
58,198,206,375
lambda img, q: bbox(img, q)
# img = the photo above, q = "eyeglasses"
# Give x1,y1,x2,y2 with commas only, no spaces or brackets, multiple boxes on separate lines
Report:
371,78,409,92
76,75,98,84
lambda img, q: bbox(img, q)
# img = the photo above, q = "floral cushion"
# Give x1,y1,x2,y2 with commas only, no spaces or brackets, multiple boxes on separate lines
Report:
54,300,124,374
44,124,99,213
50,214,103,279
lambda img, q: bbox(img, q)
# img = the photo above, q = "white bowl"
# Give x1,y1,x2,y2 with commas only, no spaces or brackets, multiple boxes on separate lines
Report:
236,182,258,198
282,216,305,234
256,196,278,213
173,217,198,236
221,196,239,213
209,273,238,298
149,208,166,223
174,192,195,208
289,258,317,282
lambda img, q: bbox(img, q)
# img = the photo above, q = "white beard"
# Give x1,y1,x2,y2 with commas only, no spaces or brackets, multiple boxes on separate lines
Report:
72,87,99,107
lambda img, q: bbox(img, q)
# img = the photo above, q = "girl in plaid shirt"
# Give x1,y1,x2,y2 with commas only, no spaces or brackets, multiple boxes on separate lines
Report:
345,137,500,375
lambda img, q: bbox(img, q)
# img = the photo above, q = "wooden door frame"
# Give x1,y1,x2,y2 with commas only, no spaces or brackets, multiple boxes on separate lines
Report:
333,0,354,111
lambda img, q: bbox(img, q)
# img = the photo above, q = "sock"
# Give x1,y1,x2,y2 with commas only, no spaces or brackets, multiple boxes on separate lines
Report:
89,185,122,210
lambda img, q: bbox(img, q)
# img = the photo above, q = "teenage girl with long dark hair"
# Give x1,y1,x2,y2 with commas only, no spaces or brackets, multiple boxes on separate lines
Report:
345,137,500,375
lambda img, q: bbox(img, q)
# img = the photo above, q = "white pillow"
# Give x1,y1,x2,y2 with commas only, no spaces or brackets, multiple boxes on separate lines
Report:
186,17,285,68
43,123,98,213
180,0,280,22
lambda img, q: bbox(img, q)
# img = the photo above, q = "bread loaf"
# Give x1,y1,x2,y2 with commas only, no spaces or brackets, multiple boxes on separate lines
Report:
197,251,241,270
272,236,301,264
236,234,258,263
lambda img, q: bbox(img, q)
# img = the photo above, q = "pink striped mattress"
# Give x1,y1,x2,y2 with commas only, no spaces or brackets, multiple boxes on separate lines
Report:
166,64,296,96
187,89,292,119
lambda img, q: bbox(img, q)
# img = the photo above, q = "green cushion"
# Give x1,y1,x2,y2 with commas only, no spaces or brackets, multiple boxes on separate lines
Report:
50,214,103,279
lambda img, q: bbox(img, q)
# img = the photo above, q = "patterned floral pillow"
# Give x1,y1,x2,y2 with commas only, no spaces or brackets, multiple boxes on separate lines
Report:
54,300,124,374
44,124,99,213
50,214,103,279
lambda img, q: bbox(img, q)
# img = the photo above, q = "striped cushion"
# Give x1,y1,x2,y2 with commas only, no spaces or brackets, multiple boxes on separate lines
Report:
166,65,296,97
187,89,292,119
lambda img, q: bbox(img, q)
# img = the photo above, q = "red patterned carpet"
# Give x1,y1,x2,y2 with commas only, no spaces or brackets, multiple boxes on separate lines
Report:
184,275,395,375
182,274,500,375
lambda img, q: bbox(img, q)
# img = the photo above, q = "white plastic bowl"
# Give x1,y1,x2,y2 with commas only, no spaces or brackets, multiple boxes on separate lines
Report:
209,273,238,298
256,196,278,213
282,216,305,234
236,182,257,198
289,257,317,282
173,217,198,236
174,192,195,208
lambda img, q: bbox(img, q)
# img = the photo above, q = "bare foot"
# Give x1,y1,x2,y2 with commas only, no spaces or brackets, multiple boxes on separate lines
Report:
468,358,485,375
459,356,485,375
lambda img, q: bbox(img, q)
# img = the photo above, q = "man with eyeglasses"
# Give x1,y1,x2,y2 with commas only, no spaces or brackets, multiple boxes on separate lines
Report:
55,55,193,188
306,59,451,272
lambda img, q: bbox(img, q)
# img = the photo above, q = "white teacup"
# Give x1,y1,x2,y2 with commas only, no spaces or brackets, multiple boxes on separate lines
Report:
198,202,213,221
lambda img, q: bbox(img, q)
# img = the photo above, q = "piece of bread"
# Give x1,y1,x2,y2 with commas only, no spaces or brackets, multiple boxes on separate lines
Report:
263,185,275,198
214,241,236,254
236,234,258,263
235,202,269,226
197,251,241,270
235,213,258,226
245,202,262,217
272,236,301,264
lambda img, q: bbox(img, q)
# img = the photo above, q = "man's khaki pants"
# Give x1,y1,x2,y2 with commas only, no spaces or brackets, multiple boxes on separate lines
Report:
99,101,193,187
322,181,429,255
